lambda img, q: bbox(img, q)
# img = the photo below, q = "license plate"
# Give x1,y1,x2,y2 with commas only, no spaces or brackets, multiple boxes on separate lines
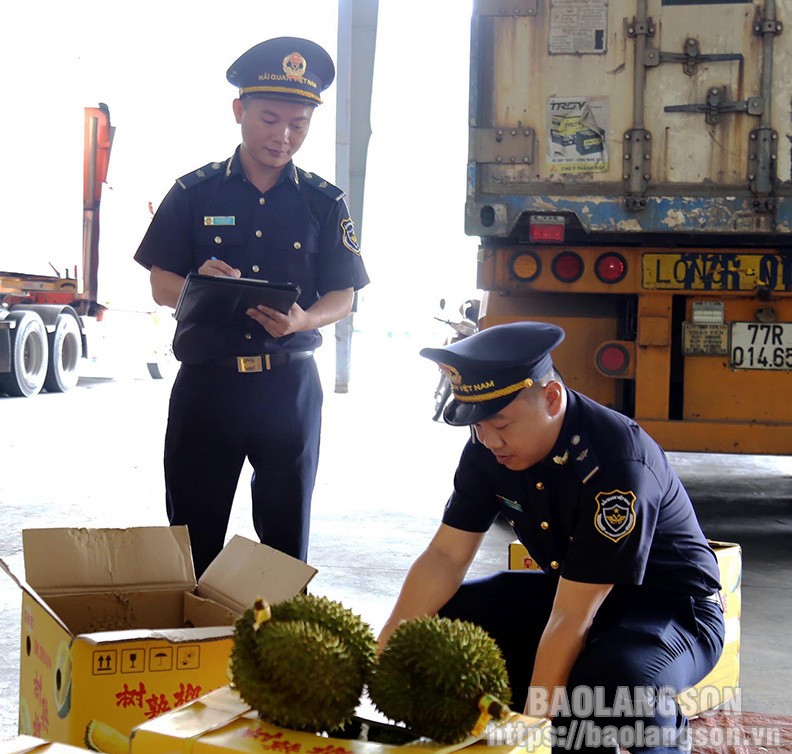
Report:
730,322,792,370
643,253,792,292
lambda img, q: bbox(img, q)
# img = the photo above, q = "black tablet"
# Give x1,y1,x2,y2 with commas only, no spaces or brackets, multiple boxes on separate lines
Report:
174,273,301,326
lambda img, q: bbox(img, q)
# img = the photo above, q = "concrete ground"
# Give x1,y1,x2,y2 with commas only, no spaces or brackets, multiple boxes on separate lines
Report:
0,328,790,740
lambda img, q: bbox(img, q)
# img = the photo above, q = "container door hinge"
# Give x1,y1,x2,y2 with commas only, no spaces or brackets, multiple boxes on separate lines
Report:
748,127,778,212
623,129,652,211
474,0,538,17
664,86,764,126
624,17,655,38
472,127,535,165
644,38,743,77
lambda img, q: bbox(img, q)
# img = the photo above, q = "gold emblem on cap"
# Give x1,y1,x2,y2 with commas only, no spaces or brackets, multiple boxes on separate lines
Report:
439,364,462,387
283,52,307,80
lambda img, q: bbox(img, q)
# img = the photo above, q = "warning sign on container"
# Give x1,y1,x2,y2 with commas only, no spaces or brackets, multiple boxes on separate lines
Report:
547,96,608,174
549,0,608,55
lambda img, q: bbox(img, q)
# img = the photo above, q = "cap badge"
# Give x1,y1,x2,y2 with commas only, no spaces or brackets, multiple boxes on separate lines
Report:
283,52,307,80
439,364,462,386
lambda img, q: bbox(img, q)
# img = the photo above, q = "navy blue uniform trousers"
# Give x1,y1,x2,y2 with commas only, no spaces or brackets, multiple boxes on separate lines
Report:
439,571,725,754
164,358,322,577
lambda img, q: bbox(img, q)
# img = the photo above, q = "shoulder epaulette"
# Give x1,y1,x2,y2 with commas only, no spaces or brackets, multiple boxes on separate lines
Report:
296,168,345,201
176,161,225,190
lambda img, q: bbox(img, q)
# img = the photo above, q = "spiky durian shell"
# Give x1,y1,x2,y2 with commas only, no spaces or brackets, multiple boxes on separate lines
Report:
368,616,512,744
230,594,376,732
271,594,376,672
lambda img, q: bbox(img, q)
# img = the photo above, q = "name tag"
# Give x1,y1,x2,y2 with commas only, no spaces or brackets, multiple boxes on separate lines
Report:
204,216,235,226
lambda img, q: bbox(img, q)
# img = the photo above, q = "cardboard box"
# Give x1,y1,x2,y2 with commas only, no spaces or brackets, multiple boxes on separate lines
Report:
0,735,90,753
0,527,316,750
130,686,550,754
508,539,742,715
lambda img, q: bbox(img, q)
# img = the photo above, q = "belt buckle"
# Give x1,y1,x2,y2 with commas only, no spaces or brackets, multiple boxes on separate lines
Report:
237,355,263,373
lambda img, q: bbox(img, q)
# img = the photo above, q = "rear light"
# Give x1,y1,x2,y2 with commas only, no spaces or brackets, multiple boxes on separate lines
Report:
595,343,632,377
552,252,584,283
529,215,565,243
595,253,627,283
509,251,541,282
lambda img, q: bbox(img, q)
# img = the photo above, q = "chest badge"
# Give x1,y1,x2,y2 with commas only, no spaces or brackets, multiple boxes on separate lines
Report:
496,495,523,513
204,216,236,226
594,489,637,542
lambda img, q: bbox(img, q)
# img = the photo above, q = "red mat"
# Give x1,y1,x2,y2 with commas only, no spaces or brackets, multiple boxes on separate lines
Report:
689,712,792,754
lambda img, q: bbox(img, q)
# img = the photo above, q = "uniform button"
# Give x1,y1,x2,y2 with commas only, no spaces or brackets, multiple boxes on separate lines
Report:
244,332,252,340
540,521,549,530
255,230,263,238
259,197,266,205
535,481,544,491
294,241,302,250
211,162,221,170
571,435,580,445
214,236,222,244
550,560,559,570
252,265,260,273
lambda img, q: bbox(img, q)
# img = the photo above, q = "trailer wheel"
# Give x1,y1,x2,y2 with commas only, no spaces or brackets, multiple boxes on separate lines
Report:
44,313,82,392
0,311,49,397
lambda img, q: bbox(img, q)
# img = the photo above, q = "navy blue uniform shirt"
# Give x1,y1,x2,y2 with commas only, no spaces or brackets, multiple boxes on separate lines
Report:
443,389,721,598
134,148,369,363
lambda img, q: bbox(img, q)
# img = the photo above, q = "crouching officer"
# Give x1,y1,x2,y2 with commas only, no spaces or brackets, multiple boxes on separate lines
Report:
133,37,369,577
378,322,725,754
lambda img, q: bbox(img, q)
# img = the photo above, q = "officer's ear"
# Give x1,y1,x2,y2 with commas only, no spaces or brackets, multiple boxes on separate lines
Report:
544,381,564,418
233,98,244,124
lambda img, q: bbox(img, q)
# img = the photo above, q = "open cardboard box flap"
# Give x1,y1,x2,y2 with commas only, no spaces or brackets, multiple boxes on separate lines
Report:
6,527,317,640
22,526,196,596
198,535,317,614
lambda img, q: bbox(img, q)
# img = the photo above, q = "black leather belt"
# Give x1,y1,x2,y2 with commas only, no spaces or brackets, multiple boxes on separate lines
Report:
213,351,314,373
698,592,725,612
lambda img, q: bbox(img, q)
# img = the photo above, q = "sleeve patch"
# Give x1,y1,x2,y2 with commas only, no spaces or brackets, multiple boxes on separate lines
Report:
594,489,637,542
341,217,361,254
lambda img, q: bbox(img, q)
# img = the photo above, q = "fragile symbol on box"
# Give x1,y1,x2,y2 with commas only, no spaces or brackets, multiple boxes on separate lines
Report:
121,648,145,674
93,650,117,675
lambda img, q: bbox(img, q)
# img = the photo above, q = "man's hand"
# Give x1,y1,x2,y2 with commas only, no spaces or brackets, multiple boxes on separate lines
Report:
246,303,309,338
198,258,241,278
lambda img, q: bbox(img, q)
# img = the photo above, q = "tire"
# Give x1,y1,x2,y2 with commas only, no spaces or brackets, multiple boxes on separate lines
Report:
0,311,49,397
44,313,82,392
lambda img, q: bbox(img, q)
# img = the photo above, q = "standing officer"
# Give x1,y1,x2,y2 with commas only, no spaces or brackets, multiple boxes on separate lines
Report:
134,37,369,577
378,322,725,754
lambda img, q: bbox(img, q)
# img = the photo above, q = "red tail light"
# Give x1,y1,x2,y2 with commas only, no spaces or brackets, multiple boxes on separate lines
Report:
595,253,627,283
596,343,630,376
552,252,584,282
529,215,565,243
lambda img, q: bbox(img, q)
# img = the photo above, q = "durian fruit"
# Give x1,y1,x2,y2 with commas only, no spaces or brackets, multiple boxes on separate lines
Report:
84,719,130,753
368,616,512,744
230,594,376,733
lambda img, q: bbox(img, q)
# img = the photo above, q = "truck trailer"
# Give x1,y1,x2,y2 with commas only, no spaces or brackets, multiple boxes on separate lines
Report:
0,105,113,397
466,0,792,453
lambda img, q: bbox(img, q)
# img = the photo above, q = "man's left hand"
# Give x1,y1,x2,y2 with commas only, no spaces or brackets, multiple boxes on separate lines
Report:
246,303,308,338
